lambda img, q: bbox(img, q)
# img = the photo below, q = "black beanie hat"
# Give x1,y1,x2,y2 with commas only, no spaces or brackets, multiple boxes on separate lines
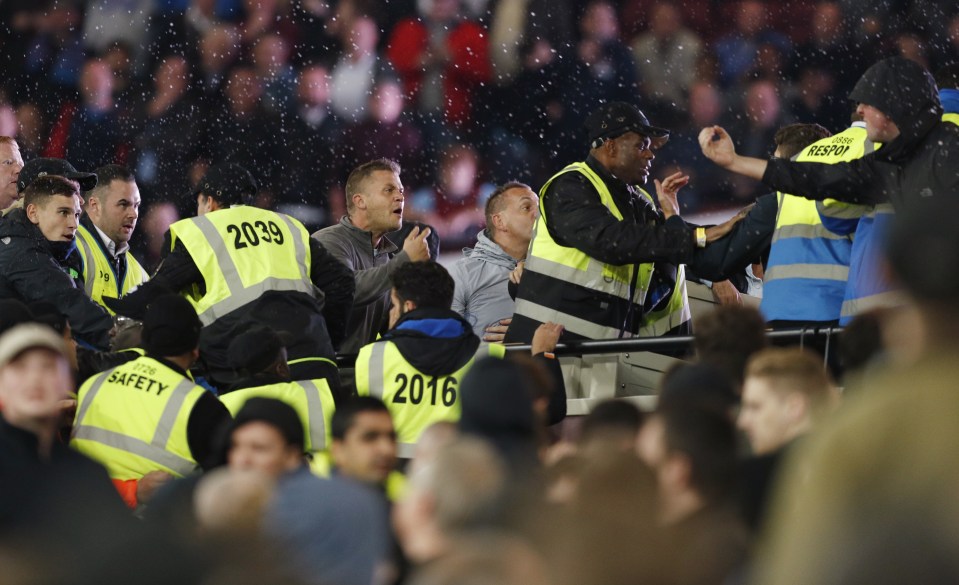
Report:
141,294,202,357
231,398,305,450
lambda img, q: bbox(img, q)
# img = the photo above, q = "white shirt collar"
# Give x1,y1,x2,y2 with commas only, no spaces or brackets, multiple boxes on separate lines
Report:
93,224,129,258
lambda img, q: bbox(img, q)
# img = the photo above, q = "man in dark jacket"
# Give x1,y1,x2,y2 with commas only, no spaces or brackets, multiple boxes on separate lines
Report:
700,56,959,211
505,101,741,343
0,174,113,350
106,163,355,391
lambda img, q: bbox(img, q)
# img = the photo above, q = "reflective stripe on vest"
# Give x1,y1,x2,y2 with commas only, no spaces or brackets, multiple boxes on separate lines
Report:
944,113,959,126
169,207,315,326
512,298,628,340
72,360,202,479
76,224,149,314
840,290,908,319
220,379,335,452
524,163,654,305
358,340,506,446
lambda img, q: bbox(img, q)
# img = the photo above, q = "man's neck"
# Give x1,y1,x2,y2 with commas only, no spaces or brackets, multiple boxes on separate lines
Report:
350,215,386,248
491,231,528,261
92,223,127,257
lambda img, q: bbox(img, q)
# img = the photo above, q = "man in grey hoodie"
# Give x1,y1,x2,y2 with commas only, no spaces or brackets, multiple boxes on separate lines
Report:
450,182,538,341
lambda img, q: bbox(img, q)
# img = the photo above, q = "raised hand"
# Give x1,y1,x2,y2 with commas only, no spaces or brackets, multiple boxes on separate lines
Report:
403,225,432,262
653,171,690,219
699,126,738,168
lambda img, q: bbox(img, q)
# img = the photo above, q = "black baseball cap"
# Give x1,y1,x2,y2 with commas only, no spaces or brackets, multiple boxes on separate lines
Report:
18,158,98,193
584,102,669,148
228,324,292,374
188,163,258,206
231,397,305,450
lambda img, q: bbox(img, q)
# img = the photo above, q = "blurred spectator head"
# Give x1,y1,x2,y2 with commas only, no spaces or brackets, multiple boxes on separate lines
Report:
194,467,276,535
0,99,16,137
693,305,767,390
811,1,844,45
86,164,140,246
153,54,190,97
649,1,683,41
79,58,114,111
390,261,455,326
581,0,619,42
297,64,332,108
330,396,397,485
199,25,241,75
410,421,458,475
739,347,839,455
579,399,644,451
252,34,290,78
745,79,781,129
735,0,767,36
370,80,404,123
24,175,81,243
773,123,831,159
14,103,43,153
418,0,460,23
346,15,379,56
227,398,305,478
838,309,887,381
687,82,723,127
345,158,403,231
103,41,134,91
484,181,538,244
438,144,480,201
0,137,24,211
224,67,263,116
658,362,738,419
0,324,72,433
638,405,738,524
394,437,506,563
752,42,785,81
896,32,929,69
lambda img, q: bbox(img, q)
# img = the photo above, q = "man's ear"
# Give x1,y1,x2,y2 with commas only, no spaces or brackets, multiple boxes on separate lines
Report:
25,203,40,225
352,192,367,211
403,300,417,314
490,212,505,233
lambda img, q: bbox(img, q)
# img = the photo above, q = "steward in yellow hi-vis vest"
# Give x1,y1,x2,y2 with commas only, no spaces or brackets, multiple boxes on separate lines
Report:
73,166,148,314
71,295,231,496
219,325,338,475
103,164,356,394
355,262,506,457
505,102,724,344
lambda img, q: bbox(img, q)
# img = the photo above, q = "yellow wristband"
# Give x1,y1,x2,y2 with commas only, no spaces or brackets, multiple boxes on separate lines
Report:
696,227,707,248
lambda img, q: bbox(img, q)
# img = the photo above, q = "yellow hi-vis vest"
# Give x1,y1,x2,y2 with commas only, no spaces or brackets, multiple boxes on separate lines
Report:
354,341,506,457
71,356,206,480
514,162,660,339
220,379,336,475
75,224,148,314
168,206,316,326
945,113,959,126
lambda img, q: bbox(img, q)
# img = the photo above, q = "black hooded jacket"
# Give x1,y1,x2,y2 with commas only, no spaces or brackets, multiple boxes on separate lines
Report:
762,57,959,208
382,307,481,377
0,209,113,349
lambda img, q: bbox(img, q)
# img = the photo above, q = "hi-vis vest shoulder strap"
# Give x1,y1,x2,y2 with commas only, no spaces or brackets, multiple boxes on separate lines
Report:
355,341,506,458
220,379,336,452
75,224,149,314
169,206,315,326
71,356,205,480
516,162,656,339
944,112,959,126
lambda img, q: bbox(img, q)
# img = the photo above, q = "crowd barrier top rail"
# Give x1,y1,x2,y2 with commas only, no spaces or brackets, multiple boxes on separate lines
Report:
334,326,845,368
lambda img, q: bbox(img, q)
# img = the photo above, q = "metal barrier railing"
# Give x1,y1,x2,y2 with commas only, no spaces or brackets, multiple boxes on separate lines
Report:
334,326,844,368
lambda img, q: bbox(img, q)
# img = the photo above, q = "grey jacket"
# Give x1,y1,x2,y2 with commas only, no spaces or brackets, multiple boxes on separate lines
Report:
313,216,410,355
449,230,519,338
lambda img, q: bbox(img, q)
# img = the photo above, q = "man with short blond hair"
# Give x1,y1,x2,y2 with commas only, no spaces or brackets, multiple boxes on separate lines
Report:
738,347,839,455
314,158,432,354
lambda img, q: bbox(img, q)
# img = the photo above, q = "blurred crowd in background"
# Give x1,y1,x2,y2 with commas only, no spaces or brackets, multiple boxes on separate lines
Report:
1,0,958,259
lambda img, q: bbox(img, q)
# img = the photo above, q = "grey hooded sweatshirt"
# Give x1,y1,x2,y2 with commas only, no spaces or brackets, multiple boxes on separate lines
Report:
449,230,521,338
